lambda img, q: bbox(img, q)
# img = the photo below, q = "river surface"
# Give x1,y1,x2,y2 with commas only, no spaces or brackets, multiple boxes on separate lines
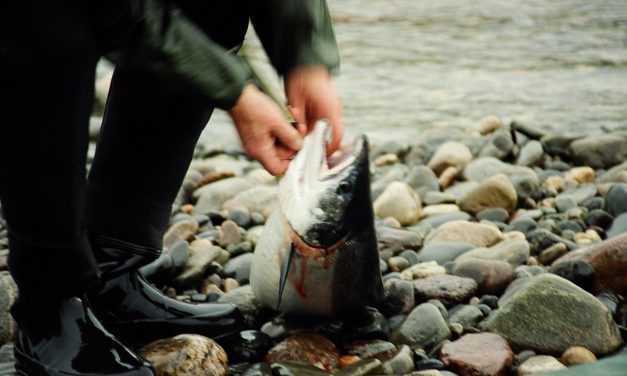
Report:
201,0,627,146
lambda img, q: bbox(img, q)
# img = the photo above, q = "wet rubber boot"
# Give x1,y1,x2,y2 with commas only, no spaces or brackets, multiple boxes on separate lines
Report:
87,235,245,345
13,296,155,376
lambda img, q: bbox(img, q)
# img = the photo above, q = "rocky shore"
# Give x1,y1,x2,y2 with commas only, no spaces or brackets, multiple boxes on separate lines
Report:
1,115,627,375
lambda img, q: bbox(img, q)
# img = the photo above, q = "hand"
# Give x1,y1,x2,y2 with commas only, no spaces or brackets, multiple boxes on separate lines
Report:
229,84,303,176
284,65,344,155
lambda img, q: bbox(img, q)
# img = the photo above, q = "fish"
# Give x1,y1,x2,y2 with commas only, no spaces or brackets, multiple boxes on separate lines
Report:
250,119,384,317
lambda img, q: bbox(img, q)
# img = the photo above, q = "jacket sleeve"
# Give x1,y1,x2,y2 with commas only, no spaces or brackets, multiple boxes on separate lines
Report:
105,0,251,110
250,0,340,76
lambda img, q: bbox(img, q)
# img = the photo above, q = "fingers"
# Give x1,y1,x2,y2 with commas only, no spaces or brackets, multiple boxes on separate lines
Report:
272,119,303,152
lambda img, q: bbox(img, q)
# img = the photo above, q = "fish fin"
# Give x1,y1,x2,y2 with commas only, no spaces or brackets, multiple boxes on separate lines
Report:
277,243,295,309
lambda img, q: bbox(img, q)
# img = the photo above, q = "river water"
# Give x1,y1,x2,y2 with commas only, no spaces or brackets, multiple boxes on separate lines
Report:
201,0,627,146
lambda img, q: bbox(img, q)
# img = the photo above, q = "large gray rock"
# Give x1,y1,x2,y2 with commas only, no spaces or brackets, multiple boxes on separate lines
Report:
390,303,450,348
481,274,623,355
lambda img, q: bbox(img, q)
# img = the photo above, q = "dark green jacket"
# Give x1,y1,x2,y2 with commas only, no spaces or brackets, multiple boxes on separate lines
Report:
106,0,340,109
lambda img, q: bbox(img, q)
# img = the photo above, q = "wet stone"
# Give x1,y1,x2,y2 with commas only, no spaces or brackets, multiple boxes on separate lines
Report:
241,363,273,376
452,258,514,295
416,242,475,264
459,174,518,215
510,217,538,234
222,253,253,284
220,330,274,364
606,184,627,217
265,332,340,371
481,274,623,355
380,279,416,316
219,220,242,247
138,334,228,376
424,220,503,248
440,333,514,376
417,212,472,229
447,304,484,330
373,345,415,375
585,209,614,229
517,355,565,375
413,274,478,306
560,346,597,366
476,208,510,223
390,303,450,349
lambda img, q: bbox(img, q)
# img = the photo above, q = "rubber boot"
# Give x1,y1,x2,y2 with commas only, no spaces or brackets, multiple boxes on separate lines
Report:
87,235,244,345
14,296,155,376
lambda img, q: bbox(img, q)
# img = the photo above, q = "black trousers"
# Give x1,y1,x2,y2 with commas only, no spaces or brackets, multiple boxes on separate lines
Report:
0,0,249,319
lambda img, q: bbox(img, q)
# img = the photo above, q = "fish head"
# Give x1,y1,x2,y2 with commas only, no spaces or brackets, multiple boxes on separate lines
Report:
279,119,372,249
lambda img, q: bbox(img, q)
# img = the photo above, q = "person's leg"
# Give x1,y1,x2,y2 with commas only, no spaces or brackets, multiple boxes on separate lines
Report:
84,1,251,343
0,2,154,375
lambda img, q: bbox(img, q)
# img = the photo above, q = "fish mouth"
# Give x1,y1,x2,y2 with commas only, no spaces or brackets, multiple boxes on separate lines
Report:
279,120,368,249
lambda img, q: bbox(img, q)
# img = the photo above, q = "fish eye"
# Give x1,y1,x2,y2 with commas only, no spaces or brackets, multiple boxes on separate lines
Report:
338,181,353,194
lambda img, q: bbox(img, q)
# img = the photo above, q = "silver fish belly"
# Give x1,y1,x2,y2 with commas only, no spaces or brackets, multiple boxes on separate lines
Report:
250,120,383,317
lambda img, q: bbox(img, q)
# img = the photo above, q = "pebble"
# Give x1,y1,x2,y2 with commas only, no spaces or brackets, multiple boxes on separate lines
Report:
607,212,627,237
560,346,597,366
224,185,278,219
463,157,538,182
390,303,450,349
0,272,17,345
476,208,510,223
517,355,566,375
423,191,458,205
440,333,514,376
374,182,423,226
569,134,627,169
453,258,514,295
511,175,543,202
373,153,399,166
175,239,222,287
388,256,410,272
222,253,253,284
585,209,614,229
480,129,514,160
516,140,544,167
438,166,459,188
228,207,252,228
605,184,627,216
163,218,199,249
537,242,568,265
219,220,242,247
424,220,503,247
400,261,446,280
460,174,518,215
377,226,424,254
481,274,623,355
403,166,441,198
551,232,627,294
374,345,415,375
427,141,473,175
564,166,595,184
422,204,460,218
413,274,478,306
417,212,472,229
416,242,475,264
555,194,577,212
456,239,530,266
447,304,484,330
192,177,255,215
138,334,228,376
470,115,503,135
265,333,339,371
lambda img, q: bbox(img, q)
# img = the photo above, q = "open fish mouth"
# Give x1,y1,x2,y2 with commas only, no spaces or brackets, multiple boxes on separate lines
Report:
279,119,368,249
